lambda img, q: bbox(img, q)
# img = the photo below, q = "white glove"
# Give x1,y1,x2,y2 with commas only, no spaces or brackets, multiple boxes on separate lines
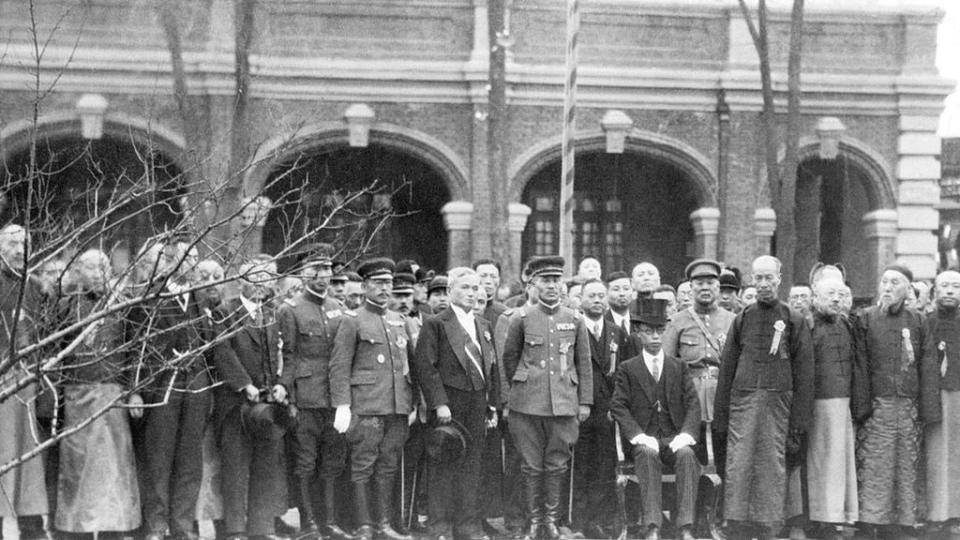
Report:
271,384,287,403
668,432,696,453
243,384,260,402
333,405,351,434
630,433,659,452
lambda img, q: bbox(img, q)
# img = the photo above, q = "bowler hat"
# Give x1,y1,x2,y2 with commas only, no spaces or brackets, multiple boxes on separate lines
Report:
425,418,472,464
632,298,669,327
240,401,296,441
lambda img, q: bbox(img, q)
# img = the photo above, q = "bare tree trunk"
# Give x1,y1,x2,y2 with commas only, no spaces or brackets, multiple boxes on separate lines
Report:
488,0,513,276
229,0,255,183
781,0,805,286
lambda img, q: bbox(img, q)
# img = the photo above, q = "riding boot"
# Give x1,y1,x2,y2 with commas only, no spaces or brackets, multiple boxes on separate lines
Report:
374,477,412,540
541,472,563,540
353,481,375,540
521,473,543,540
322,478,358,540
299,478,321,539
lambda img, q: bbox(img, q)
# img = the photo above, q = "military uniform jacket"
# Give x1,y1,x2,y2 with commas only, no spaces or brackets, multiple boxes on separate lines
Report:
713,299,814,434
330,300,415,415
662,306,736,370
502,302,593,417
278,290,347,408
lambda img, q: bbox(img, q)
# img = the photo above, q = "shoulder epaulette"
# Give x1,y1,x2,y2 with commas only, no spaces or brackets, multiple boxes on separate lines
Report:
502,308,514,317
344,309,357,317
283,297,297,307
573,310,582,320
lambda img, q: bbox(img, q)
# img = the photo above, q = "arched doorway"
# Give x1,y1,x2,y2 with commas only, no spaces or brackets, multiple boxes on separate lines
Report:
261,144,451,272
1,135,184,270
793,143,894,297
520,150,703,283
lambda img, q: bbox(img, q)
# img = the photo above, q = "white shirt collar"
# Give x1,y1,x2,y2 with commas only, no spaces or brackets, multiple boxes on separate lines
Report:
642,349,664,378
240,295,260,319
586,316,604,335
451,304,478,341
610,310,628,327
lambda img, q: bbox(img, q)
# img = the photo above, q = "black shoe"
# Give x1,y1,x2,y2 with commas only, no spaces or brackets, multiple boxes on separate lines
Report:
276,519,299,537
322,524,358,540
372,477,411,540
675,526,694,540
643,526,660,540
355,526,375,540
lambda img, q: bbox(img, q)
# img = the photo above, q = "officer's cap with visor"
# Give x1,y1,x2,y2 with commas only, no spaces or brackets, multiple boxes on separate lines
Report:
297,242,335,269
357,257,396,281
685,258,721,281
527,256,565,279
427,275,449,295
392,272,416,294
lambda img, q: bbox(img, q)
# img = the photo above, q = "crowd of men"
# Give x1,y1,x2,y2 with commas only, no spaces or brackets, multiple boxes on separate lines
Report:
3,221,960,540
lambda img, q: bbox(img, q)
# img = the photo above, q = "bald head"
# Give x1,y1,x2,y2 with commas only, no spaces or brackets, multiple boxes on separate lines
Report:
751,256,782,302
935,270,960,311
631,262,660,294
74,249,112,293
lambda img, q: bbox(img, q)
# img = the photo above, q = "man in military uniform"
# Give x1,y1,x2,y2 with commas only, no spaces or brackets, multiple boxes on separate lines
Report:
661,259,735,466
278,246,356,540
502,256,593,540
331,258,416,540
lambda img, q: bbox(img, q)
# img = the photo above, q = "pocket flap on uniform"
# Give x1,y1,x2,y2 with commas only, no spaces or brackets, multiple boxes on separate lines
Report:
525,335,545,346
512,369,529,382
680,335,700,346
296,364,313,378
350,372,377,385
359,328,385,344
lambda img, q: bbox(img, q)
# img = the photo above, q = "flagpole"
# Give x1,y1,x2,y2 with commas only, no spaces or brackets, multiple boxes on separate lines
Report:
559,0,578,266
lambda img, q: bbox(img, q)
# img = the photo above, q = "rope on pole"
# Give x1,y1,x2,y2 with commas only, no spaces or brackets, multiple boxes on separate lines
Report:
559,0,579,264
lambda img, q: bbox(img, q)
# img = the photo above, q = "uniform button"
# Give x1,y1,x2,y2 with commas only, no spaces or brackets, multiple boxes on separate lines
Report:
550,371,554,375
540,361,546,368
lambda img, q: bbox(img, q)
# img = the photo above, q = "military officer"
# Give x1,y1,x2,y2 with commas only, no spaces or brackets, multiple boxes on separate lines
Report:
502,256,593,540
330,258,417,540
278,246,356,540
661,259,735,466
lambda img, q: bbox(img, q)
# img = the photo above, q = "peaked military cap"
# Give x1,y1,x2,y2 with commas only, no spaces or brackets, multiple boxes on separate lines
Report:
299,242,336,266
392,272,416,293
427,275,449,295
527,256,565,278
718,271,741,292
685,258,721,280
357,257,395,280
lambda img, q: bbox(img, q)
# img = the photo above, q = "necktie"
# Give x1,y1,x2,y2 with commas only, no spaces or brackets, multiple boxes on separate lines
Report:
651,356,660,382
621,318,629,335
592,321,601,340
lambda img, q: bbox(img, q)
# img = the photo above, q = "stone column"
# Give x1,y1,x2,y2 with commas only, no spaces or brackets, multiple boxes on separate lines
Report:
507,203,531,278
690,207,721,260
863,209,899,286
895,115,941,280
754,208,776,257
442,201,474,268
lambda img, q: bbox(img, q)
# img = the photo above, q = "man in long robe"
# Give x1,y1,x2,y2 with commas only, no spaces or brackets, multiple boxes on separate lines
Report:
713,255,814,540
855,264,938,539
923,270,960,535
805,277,864,540
0,224,48,538
54,249,141,536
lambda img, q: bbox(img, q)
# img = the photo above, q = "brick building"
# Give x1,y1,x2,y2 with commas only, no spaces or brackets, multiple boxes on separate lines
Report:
0,0,953,295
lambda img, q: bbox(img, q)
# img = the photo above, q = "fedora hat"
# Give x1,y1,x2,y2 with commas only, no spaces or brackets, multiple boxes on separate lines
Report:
240,401,296,441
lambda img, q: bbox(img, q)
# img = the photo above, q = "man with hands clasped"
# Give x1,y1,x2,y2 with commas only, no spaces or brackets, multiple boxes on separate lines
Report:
610,299,700,540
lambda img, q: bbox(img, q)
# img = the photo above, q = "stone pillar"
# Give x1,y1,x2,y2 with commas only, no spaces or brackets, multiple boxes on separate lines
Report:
863,209,899,286
895,115,941,280
508,203,531,278
442,201,474,268
689,207,721,260
754,208,776,257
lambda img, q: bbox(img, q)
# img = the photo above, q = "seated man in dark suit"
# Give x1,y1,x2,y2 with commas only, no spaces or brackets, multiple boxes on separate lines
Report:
610,299,700,540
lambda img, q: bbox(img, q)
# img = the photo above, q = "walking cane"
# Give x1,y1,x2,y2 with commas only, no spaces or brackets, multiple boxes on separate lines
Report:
400,449,407,527
407,466,418,530
568,452,575,526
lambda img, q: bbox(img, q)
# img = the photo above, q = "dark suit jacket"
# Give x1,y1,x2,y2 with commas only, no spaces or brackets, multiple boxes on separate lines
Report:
605,311,638,359
482,300,508,326
610,353,700,443
413,306,500,412
585,317,630,414
213,297,280,427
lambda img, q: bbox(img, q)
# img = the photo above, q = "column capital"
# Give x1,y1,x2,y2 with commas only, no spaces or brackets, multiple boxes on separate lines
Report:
508,203,531,234
441,201,474,231
754,208,776,237
689,207,721,236
862,209,898,239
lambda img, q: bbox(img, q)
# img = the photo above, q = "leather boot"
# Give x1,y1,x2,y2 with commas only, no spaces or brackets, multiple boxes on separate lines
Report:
541,472,564,540
374,477,412,540
298,478,321,539
353,482,375,540
322,478,358,540
521,473,543,540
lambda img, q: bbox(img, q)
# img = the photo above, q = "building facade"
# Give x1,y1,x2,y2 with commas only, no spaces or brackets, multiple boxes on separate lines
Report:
0,0,952,295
